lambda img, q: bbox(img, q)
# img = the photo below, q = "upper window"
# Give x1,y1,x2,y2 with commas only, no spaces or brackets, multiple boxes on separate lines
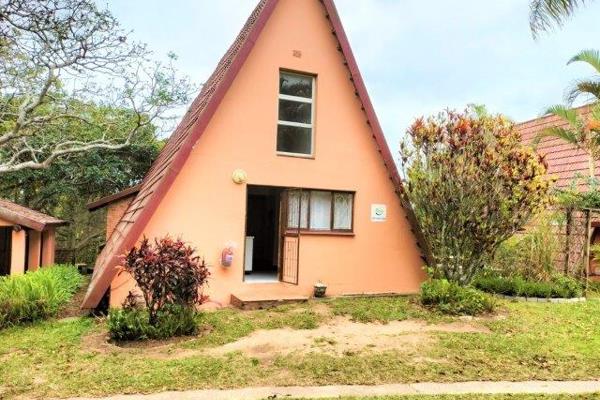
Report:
277,72,315,156
287,190,354,232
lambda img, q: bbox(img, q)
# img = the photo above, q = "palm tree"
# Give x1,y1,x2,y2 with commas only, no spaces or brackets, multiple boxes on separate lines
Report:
535,104,600,179
565,50,600,104
530,0,592,37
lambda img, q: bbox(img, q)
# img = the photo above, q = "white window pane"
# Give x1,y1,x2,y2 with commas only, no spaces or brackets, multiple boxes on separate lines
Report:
279,99,311,124
277,125,312,154
287,191,308,229
280,73,312,98
310,191,332,230
333,193,353,230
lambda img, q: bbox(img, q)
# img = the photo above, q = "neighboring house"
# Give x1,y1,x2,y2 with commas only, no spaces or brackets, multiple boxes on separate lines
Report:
87,185,141,242
82,0,430,310
517,104,600,278
0,198,66,276
518,105,596,191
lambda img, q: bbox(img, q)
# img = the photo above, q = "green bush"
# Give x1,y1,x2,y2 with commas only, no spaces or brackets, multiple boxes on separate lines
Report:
473,274,583,298
108,304,198,341
0,265,83,328
420,279,495,316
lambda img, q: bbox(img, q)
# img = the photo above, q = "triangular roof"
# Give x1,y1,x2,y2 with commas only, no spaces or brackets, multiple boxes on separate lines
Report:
0,198,66,231
82,0,431,309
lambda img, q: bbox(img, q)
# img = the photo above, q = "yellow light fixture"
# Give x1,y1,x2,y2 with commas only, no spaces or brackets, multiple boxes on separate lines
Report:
232,169,248,184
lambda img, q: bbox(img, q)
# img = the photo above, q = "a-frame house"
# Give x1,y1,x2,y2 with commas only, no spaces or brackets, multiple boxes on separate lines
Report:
83,0,430,309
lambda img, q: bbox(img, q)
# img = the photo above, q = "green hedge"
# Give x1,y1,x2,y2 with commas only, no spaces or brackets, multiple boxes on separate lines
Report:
473,274,583,299
108,305,198,341
420,279,496,316
0,265,83,329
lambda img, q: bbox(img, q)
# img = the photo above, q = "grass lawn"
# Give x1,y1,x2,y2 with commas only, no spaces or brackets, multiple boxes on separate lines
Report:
1,296,600,399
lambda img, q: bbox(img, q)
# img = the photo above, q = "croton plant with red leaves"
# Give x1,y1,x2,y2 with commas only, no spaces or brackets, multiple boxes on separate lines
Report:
400,107,553,285
119,236,210,325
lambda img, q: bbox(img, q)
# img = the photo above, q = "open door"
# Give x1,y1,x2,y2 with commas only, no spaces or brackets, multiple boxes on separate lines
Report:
0,227,12,276
279,189,304,285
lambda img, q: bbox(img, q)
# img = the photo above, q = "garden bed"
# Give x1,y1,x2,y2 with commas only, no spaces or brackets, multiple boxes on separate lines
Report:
497,294,586,303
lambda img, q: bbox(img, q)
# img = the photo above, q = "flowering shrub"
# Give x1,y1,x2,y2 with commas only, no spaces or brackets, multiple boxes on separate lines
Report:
401,107,552,284
118,236,210,326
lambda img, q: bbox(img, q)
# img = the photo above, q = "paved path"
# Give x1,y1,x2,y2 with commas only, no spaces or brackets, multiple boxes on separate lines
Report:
70,380,600,400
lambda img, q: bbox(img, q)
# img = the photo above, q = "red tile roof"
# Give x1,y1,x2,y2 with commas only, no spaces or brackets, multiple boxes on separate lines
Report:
0,198,66,231
517,104,597,190
81,0,431,309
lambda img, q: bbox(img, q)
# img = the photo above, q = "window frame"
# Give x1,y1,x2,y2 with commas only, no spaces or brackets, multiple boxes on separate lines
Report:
276,71,316,158
286,189,355,235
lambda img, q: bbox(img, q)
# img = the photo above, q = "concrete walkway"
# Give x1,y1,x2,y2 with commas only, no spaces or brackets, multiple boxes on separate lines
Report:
71,381,600,400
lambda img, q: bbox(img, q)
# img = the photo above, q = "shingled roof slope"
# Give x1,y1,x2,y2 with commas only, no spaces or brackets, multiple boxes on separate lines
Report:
0,198,66,231
81,0,431,309
517,104,597,190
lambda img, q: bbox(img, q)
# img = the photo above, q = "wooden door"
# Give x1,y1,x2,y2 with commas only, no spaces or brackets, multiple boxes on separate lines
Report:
0,227,12,276
279,189,301,285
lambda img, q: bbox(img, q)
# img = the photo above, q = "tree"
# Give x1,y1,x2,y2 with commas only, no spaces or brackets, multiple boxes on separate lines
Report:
565,50,600,104
0,0,194,173
400,107,551,285
530,0,592,37
0,103,163,264
535,104,600,180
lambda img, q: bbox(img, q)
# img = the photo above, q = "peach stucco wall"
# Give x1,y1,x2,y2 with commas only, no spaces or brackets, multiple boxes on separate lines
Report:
0,217,56,275
110,0,425,307
106,197,136,240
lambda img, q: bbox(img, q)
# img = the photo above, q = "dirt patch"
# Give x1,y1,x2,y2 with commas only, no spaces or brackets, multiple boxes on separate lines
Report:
81,317,489,362
205,317,489,360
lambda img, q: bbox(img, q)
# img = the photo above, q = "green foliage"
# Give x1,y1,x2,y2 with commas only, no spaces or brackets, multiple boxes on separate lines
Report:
107,304,197,341
492,212,562,281
0,121,162,265
401,107,551,285
419,279,496,315
473,274,583,298
530,0,589,37
0,265,83,328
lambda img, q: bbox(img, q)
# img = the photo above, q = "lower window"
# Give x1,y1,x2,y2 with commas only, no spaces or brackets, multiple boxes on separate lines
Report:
287,189,354,232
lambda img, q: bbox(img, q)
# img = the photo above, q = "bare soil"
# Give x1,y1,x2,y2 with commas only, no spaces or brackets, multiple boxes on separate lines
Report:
81,316,489,361
205,316,489,359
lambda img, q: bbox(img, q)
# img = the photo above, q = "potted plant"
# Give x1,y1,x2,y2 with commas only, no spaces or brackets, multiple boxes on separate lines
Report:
314,281,327,298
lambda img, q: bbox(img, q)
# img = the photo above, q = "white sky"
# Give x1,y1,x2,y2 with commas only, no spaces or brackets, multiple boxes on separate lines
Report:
103,0,600,149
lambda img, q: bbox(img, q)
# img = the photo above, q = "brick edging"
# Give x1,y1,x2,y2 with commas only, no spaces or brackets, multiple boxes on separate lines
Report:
498,294,586,303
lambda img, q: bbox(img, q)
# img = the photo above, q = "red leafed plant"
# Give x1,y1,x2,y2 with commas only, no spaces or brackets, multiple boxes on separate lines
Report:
119,236,210,325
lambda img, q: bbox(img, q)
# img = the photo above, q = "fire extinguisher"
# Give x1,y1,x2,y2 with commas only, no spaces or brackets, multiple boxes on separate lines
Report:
221,247,234,267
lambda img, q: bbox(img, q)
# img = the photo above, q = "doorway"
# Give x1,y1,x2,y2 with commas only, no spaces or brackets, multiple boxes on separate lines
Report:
245,186,282,282
0,227,12,276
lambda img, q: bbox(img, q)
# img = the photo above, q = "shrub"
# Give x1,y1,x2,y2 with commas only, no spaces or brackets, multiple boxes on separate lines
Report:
492,212,562,281
473,274,583,298
401,107,551,284
0,265,83,328
120,236,210,326
420,279,495,316
107,304,197,341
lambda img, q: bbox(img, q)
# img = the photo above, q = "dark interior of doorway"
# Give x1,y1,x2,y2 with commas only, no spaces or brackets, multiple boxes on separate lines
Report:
0,227,12,276
245,186,281,282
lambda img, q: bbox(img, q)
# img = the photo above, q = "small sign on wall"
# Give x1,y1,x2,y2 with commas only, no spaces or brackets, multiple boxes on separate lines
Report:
371,204,387,222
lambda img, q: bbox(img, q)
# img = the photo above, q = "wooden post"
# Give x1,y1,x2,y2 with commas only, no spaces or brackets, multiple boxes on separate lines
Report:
583,209,591,293
564,208,572,275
